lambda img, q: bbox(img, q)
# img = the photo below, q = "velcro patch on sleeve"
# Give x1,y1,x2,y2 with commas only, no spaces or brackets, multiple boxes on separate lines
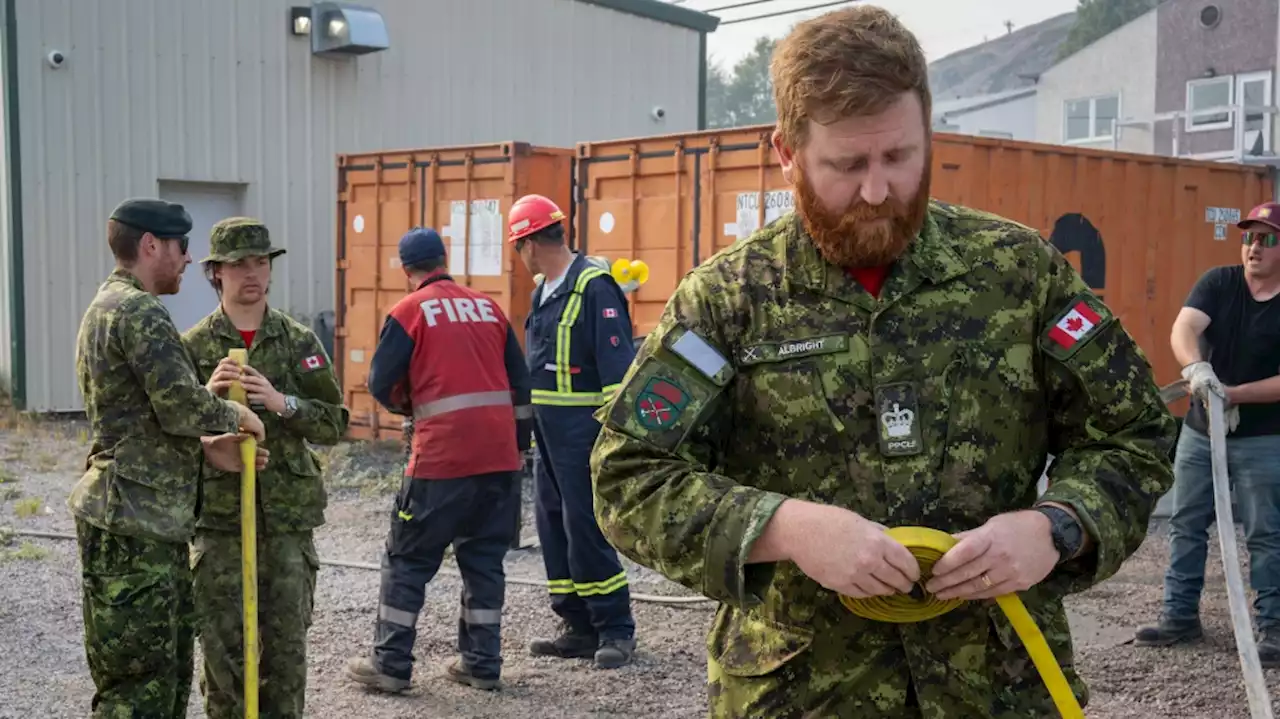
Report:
739,334,848,366
607,354,723,452
1040,292,1114,362
661,324,735,387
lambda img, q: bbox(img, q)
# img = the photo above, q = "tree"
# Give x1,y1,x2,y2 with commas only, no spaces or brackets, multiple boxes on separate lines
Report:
705,36,778,129
1056,0,1163,61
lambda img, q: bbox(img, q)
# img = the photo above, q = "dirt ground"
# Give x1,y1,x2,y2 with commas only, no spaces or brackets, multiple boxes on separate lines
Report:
2,414,1280,719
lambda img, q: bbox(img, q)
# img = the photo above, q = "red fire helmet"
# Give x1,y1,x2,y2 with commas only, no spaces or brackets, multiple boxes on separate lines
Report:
508,194,566,243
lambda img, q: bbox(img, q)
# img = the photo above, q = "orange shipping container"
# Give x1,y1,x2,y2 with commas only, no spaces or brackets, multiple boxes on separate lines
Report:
574,127,1274,414
335,142,574,441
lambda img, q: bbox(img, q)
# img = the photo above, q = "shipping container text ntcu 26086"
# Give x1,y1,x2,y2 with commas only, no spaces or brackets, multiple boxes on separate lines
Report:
572,126,1274,415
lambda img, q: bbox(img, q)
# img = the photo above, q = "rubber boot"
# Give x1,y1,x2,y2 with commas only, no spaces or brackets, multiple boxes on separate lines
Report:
1133,616,1203,647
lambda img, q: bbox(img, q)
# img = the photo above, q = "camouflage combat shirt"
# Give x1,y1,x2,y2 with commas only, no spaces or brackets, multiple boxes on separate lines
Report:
589,202,1177,718
69,269,243,544
183,306,348,533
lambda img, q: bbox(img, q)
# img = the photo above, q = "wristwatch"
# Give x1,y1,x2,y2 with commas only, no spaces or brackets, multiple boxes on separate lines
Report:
1035,504,1084,564
278,394,299,419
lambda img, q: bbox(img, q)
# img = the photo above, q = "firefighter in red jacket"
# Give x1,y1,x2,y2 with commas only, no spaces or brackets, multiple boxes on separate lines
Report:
345,227,532,694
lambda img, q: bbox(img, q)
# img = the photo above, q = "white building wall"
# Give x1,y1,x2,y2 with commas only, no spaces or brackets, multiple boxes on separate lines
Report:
936,93,1038,141
10,0,705,411
1035,9,1159,154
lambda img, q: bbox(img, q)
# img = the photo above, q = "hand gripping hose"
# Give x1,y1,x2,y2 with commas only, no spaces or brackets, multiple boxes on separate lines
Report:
839,526,1085,719
226,348,260,719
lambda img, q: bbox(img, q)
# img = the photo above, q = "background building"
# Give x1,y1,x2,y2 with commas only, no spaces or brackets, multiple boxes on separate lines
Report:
1033,7,1159,154
931,87,1038,140
0,0,718,412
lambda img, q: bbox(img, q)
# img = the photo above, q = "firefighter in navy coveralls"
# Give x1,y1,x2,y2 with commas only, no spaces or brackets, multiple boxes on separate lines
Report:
508,194,638,669
345,227,533,693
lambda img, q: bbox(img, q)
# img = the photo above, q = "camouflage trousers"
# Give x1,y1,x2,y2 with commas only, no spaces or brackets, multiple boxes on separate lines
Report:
192,529,319,719
74,518,196,719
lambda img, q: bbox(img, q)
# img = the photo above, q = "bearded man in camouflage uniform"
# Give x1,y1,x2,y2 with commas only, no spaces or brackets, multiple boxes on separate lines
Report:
71,198,268,719
183,218,349,719
588,7,1177,718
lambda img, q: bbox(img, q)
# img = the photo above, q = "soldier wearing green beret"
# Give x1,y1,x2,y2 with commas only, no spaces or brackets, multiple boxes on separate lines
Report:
182,217,349,719
72,198,268,718
588,7,1177,718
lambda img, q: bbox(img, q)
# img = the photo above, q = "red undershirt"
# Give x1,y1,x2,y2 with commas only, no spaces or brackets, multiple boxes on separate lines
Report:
239,330,256,349
847,265,891,298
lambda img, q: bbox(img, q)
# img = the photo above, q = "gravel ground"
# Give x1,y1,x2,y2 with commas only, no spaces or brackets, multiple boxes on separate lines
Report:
2,413,1280,718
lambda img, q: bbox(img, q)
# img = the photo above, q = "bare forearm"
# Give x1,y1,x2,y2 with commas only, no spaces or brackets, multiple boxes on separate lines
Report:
1228,376,1280,405
747,499,803,563
1170,323,1203,367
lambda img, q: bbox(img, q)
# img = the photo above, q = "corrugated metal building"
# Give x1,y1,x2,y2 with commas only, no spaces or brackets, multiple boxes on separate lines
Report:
0,0,718,412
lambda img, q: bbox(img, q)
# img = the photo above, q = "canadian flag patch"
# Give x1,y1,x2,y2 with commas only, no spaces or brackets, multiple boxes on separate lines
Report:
300,354,327,372
1048,300,1103,350
602,308,618,318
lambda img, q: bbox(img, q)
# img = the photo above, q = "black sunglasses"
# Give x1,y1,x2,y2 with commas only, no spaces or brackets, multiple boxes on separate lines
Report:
158,235,190,254
1243,232,1279,249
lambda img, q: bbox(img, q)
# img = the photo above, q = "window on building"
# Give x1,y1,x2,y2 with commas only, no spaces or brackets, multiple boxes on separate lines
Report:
1063,95,1120,143
1238,70,1273,154
1186,76,1233,131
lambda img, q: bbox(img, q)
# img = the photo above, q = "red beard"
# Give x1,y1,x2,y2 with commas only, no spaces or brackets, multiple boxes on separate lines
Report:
793,161,931,269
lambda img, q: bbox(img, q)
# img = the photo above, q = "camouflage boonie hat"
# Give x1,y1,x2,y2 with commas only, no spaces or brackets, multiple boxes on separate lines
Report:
201,217,287,264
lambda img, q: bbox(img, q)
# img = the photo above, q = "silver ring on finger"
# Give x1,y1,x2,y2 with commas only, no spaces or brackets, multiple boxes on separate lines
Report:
980,572,993,589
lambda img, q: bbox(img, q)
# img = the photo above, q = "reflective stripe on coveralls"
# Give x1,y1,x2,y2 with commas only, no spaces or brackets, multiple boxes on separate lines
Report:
532,267,620,407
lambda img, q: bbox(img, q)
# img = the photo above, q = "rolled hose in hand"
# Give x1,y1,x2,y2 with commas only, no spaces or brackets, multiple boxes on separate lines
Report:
839,526,1085,719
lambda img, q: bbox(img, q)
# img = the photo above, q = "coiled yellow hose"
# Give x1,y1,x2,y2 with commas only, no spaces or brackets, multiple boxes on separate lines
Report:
839,526,1085,719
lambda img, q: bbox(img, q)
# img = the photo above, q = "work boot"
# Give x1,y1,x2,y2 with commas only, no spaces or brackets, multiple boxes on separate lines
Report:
443,659,501,691
345,655,411,694
1257,627,1280,668
1133,616,1203,647
594,637,636,669
530,626,599,659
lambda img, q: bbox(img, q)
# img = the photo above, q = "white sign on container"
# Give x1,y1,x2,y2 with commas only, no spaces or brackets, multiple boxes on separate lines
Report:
724,190,794,241
441,199,504,276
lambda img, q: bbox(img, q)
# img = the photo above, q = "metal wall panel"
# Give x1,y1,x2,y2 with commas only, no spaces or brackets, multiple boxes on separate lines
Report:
10,0,703,411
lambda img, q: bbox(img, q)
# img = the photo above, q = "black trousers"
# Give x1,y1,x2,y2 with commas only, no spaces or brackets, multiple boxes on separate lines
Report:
372,472,519,681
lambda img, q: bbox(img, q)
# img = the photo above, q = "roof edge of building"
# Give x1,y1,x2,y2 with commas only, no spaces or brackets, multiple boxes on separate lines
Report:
574,0,720,33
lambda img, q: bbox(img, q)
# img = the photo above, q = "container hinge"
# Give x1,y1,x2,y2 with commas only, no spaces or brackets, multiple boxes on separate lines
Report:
336,259,351,270
335,327,349,338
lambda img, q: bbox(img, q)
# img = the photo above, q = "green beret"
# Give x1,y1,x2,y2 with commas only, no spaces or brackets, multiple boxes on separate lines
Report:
109,198,193,238
201,217,286,264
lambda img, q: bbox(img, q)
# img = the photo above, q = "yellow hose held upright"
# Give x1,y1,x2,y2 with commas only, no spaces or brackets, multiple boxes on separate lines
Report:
839,526,1084,719
226,348,259,719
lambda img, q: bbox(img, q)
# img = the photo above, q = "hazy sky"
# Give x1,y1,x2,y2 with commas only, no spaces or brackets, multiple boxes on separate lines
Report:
682,0,1081,69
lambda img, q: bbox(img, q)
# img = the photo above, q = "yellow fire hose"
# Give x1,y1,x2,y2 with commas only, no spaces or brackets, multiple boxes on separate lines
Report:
839,526,1085,719
226,348,259,719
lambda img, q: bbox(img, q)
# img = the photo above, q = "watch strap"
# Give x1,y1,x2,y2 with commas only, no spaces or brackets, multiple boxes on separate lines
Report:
1036,504,1083,564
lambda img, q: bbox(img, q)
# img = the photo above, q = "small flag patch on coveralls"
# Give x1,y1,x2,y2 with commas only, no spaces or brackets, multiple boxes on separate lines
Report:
300,354,327,371
1048,301,1102,350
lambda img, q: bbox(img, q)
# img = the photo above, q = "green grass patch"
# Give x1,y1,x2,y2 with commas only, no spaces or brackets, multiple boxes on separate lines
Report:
13,497,42,518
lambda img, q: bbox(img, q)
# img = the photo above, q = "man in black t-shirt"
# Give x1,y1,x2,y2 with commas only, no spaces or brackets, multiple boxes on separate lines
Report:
1134,201,1280,665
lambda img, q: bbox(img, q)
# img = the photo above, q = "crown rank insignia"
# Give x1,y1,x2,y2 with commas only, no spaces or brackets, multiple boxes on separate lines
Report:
881,402,914,438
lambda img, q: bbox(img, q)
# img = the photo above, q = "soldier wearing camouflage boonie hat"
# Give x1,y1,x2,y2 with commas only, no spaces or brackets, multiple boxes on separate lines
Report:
201,217,287,264
184,212,348,717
